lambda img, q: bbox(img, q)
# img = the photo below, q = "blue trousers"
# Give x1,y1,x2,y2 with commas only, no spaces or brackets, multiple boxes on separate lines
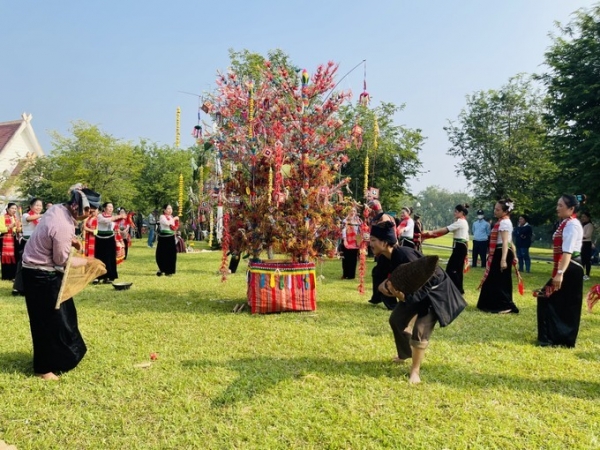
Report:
516,246,531,272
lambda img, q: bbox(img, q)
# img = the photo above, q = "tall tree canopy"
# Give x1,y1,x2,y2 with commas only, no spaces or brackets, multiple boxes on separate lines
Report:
414,186,474,230
538,5,600,211
338,102,424,209
18,122,144,206
445,75,558,212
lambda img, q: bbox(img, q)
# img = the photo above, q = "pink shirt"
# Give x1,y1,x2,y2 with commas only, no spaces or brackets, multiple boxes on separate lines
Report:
23,204,77,269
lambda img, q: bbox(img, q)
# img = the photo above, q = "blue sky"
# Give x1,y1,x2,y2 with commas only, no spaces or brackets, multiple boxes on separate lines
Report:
1,0,596,195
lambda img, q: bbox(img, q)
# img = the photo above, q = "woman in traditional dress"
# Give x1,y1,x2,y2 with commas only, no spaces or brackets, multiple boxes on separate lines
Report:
395,207,415,248
1,203,21,281
422,204,470,294
116,208,131,261
13,198,43,295
96,202,125,283
22,186,98,380
476,198,520,314
369,220,465,384
536,194,584,347
340,207,362,279
156,204,179,276
580,211,594,280
83,205,98,257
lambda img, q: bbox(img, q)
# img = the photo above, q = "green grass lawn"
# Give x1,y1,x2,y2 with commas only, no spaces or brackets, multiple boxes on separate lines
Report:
1,239,600,449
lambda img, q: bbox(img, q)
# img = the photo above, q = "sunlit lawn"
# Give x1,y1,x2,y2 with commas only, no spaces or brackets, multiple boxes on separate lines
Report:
1,238,599,449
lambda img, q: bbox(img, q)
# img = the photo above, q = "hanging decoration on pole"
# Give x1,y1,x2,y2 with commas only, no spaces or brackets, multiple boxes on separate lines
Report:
178,173,184,217
193,105,202,140
175,106,181,148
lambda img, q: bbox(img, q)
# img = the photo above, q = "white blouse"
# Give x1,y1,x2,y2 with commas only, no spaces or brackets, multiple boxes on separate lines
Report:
399,217,414,239
22,212,38,237
446,218,469,241
496,218,513,244
159,215,177,232
562,219,583,254
97,214,115,232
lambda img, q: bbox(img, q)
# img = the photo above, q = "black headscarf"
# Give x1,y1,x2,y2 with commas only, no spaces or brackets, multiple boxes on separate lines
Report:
67,185,101,216
370,221,397,246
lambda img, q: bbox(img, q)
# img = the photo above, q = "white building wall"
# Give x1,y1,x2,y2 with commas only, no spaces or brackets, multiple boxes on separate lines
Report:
0,132,29,176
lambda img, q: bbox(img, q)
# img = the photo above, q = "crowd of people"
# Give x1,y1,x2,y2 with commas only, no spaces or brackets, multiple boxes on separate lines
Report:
1,184,595,384
1,185,184,381
339,194,594,383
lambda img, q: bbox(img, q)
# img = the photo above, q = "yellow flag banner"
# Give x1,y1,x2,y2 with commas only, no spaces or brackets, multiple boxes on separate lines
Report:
56,252,107,309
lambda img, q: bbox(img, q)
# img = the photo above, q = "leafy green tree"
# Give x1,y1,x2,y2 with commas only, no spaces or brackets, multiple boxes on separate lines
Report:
445,75,558,212
134,141,196,214
339,102,425,209
414,186,473,230
537,5,600,213
18,121,144,206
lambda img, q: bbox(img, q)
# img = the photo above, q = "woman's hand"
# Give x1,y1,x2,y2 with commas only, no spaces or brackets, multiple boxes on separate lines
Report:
552,273,563,291
500,259,508,271
71,238,82,251
378,280,405,301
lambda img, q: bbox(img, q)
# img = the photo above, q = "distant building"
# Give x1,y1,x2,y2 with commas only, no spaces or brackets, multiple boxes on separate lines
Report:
0,113,44,204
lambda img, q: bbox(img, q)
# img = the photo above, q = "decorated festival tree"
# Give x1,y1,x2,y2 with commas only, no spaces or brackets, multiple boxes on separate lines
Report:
203,54,354,312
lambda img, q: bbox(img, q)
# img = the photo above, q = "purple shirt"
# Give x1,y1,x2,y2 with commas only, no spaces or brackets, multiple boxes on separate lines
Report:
23,204,77,269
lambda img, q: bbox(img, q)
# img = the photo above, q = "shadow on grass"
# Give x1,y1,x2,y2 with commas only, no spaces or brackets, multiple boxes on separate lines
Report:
182,355,600,407
183,356,399,407
0,351,31,375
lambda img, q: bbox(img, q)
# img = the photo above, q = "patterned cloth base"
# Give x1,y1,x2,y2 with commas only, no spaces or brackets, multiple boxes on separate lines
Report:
247,261,316,314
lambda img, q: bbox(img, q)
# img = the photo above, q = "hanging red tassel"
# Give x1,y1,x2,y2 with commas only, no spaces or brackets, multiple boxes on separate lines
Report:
357,207,370,294
518,279,524,295
586,284,600,312
512,258,524,295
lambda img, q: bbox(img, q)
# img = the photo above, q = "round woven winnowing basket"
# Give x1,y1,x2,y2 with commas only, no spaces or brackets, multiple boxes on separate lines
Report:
389,255,439,295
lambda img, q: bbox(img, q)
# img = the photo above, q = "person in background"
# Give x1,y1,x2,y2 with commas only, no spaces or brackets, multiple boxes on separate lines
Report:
477,198,520,314
536,194,584,347
44,202,53,212
147,210,157,248
156,204,179,276
1,203,21,281
471,209,490,268
366,199,396,306
580,212,594,280
514,215,533,273
422,204,470,294
13,198,44,295
340,206,362,279
83,204,99,258
395,207,415,248
96,202,125,283
413,214,423,252
116,208,132,260
21,186,98,380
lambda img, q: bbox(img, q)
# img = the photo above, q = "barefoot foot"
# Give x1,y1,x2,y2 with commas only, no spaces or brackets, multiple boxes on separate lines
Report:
408,371,421,384
392,356,409,363
36,372,59,381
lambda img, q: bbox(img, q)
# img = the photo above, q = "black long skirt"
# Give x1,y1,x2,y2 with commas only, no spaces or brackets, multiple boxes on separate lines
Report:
477,248,519,313
537,260,584,347
95,235,118,281
23,268,87,374
156,234,177,275
446,241,467,294
1,235,19,280
341,245,359,279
